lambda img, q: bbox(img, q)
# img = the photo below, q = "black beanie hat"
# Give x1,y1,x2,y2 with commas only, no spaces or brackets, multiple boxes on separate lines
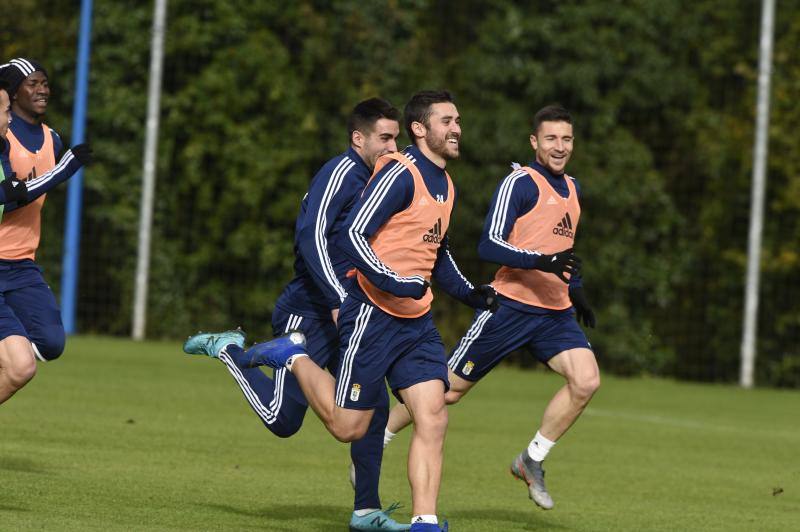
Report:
0,58,48,97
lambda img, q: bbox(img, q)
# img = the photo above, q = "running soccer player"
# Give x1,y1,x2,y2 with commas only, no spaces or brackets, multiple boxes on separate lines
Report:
244,90,498,532
183,98,413,531
383,104,599,511
0,59,92,406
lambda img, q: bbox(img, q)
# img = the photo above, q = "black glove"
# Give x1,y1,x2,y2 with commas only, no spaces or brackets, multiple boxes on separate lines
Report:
569,286,596,328
1,175,28,205
412,280,431,300
71,143,93,166
534,249,581,283
466,284,499,312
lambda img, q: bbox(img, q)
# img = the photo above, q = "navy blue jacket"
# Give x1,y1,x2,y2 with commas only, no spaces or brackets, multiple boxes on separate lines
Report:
275,147,373,319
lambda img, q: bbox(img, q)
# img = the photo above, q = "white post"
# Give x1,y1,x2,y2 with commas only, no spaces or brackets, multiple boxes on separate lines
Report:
132,0,168,340
740,0,775,388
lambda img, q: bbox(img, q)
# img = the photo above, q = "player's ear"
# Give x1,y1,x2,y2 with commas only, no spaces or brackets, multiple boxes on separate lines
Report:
351,130,364,149
530,133,538,151
411,121,426,140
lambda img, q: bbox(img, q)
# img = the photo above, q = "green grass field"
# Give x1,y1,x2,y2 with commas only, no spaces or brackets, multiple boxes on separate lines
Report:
2,337,798,531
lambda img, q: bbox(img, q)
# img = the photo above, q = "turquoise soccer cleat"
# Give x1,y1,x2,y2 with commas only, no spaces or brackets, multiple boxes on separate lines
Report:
349,502,411,531
182,329,246,358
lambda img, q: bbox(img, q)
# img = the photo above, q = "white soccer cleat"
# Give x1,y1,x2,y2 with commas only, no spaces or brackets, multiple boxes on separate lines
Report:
510,451,554,510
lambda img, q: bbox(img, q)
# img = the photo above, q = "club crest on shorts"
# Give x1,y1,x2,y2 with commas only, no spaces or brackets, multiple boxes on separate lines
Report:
462,360,474,375
350,383,361,402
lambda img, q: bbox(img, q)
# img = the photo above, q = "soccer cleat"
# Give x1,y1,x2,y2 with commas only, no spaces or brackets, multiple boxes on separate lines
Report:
510,451,554,509
182,328,245,358
244,330,307,369
408,521,447,532
349,503,411,531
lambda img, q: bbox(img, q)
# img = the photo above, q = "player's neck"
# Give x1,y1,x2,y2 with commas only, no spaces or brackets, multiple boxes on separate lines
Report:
349,145,369,170
415,142,446,169
11,107,42,126
533,158,565,179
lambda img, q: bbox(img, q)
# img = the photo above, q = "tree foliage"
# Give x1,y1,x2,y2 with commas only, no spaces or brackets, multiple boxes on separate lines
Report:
4,0,799,386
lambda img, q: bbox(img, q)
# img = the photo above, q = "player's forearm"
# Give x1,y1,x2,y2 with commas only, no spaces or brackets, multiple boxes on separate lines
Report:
478,235,541,269
24,149,83,202
338,228,426,298
432,246,474,304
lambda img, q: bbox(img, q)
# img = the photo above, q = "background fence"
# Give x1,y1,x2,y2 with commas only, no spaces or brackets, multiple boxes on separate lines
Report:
3,0,799,386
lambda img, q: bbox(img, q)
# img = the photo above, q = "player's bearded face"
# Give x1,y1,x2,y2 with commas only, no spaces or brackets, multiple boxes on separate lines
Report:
425,102,461,161
362,118,400,168
531,121,573,175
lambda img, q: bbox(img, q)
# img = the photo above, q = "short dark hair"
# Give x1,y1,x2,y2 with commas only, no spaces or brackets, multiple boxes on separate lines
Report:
533,104,572,134
347,97,401,141
404,90,454,144
0,78,8,95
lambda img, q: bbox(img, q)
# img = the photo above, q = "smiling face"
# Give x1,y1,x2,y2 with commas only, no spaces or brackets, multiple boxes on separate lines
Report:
531,120,573,175
352,118,400,169
413,102,461,167
13,71,49,122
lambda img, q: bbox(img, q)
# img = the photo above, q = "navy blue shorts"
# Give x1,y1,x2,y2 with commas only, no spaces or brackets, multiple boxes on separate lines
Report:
271,308,339,406
335,295,449,409
0,260,65,360
447,301,591,382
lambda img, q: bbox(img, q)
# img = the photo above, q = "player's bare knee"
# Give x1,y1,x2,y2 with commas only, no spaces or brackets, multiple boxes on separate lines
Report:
445,389,465,405
328,414,369,442
414,403,448,437
330,423,367,443
6,357,36,388
572,373,600,403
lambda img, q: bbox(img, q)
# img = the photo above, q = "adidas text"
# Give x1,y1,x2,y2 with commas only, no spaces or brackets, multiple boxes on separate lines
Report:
553,212,575,239
423,217,443,244
552,226,574,238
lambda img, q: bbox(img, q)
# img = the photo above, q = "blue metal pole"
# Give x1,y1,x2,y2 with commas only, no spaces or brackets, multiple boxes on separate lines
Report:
60,0,93,335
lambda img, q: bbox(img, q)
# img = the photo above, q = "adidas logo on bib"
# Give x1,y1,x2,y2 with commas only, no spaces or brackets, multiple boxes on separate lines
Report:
552,212,574,239
423,217,443,244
